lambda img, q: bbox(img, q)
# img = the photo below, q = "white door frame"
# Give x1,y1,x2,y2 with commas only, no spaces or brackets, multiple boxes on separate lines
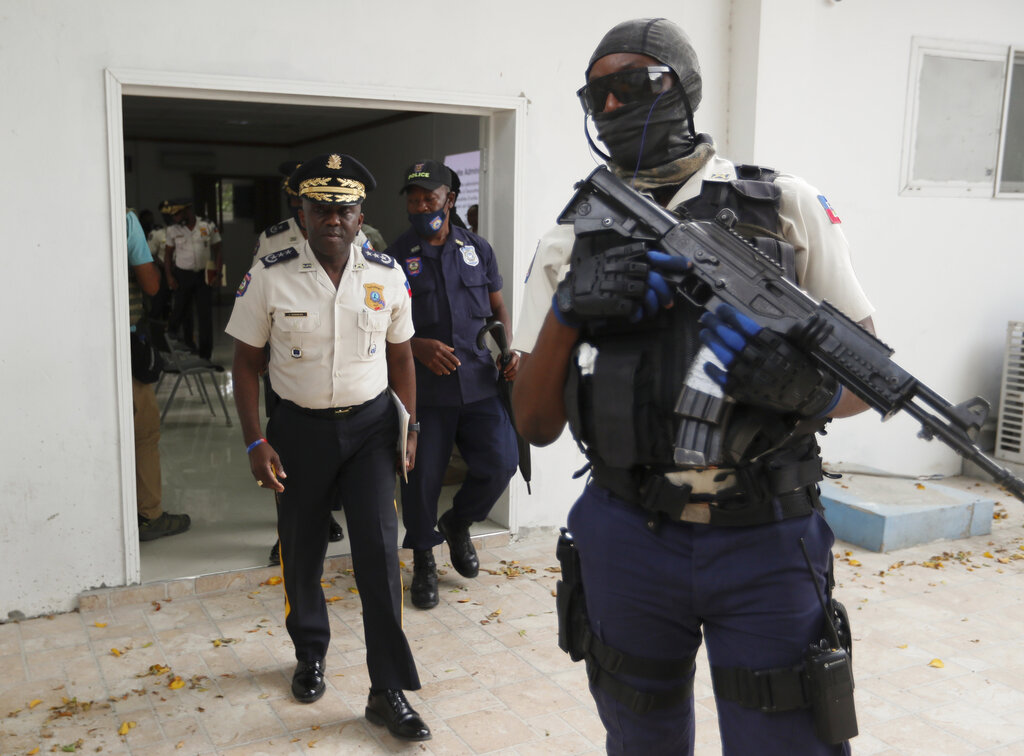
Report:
105,68,527,584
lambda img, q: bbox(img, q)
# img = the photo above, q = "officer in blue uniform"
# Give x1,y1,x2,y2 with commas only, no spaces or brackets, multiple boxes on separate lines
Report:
227,153,430,741
511,18,875,756
385,160,519,610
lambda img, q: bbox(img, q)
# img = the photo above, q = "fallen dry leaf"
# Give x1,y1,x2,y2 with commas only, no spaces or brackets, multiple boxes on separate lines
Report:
928,658,944,668
93,622,107,628
168,676,185,690
118,720,137,736
261,576,282,586
28,699,42,709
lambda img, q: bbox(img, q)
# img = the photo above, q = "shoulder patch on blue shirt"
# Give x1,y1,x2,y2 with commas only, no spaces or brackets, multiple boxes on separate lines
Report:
260,247,299,267
265,220,290,237
362,248,395,268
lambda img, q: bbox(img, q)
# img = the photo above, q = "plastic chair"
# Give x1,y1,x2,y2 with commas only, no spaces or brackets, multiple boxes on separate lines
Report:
148,319,232,427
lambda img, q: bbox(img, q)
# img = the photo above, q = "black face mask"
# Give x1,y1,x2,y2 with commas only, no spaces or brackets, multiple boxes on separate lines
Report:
591,86,696,171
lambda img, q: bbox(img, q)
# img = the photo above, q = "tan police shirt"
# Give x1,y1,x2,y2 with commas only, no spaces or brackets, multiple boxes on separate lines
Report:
226,240,414,409
166,219,222,271
512,155,874,353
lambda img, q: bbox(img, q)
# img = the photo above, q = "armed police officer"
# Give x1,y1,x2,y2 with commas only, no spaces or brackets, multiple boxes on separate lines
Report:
512,18,874,756
227,153,431,741
386,160,519,610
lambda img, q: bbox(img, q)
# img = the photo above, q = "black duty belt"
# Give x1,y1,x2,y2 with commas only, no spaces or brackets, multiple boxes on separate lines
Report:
281,391,385,419
590,452,823,528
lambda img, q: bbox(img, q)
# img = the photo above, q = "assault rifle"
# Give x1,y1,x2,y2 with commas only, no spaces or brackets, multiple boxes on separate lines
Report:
557,166,1024,502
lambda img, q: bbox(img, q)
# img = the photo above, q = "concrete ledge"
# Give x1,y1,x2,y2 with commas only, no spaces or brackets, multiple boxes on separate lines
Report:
78,531,511,612
820,475,994,553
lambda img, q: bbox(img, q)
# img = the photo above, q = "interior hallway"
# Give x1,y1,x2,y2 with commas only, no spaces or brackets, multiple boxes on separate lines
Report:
143,299,505,583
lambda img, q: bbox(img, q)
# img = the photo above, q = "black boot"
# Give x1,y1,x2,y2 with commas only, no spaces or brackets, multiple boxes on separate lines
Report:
411,549,439,609
365,689,431,740
438,510,479,578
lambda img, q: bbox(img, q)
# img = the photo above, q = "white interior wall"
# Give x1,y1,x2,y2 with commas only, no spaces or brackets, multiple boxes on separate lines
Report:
0,0,731,618
753,0,1024,476
305,113,483,244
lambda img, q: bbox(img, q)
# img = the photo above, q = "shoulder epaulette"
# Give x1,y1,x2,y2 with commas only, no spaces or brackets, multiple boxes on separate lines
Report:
362,248,395,268
265,220,290,237
260,247,299,267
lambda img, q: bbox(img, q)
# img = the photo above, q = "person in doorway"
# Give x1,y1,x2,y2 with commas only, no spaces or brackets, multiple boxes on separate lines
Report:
254,161,344,565
385,159,518,610
511,17,873,756
127,209,191,541
227,152,430,740
466,203,479,235
163,199,222,361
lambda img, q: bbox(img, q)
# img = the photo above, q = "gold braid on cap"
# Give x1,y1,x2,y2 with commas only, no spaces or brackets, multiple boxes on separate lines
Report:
299,177,366,203
281,176,298,197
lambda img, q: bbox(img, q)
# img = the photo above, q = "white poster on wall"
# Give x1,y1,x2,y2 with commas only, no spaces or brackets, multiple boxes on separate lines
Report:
444,149,480,230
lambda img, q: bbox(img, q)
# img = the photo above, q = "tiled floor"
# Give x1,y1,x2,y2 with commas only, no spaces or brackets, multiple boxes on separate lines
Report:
3,473,1024,755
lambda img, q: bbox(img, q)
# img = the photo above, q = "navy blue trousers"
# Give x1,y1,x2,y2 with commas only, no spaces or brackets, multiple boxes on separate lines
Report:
568,484,851,756
268,394,419,691
401,395,518,551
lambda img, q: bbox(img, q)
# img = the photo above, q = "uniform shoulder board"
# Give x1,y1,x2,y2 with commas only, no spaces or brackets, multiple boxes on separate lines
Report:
260,247,299,267
265,220,290,237
362,248,395,268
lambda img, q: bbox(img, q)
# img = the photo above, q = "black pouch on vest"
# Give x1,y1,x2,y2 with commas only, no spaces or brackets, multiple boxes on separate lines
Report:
555,528,587,661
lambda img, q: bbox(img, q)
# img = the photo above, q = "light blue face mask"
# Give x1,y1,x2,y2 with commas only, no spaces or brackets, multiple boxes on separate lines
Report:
408,208,447,239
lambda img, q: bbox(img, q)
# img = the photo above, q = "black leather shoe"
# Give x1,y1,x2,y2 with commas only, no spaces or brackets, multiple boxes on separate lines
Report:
291,659,325,704
437,510,479,578
329,515,344,543
365,689,431,741
269,540,280,566
411,549,438,609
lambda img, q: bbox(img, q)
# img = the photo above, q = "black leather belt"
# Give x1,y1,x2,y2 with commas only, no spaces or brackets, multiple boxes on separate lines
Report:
281,391,385,419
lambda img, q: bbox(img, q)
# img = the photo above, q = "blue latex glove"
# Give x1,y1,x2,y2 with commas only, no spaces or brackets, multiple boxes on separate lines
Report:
636,250,692,321
697,304,763,386
698,303,841,417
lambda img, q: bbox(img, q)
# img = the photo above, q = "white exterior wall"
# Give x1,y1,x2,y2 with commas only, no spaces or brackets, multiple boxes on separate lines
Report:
750,0,1024,476
0,0,1017,618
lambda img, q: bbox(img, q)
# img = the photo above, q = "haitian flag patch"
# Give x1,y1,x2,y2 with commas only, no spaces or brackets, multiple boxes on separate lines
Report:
817,195,841,224
236,272,251,298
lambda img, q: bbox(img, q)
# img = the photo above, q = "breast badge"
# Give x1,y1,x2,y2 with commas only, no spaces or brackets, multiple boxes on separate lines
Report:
460,245,480,267
405,256,422,276
364,283,386,311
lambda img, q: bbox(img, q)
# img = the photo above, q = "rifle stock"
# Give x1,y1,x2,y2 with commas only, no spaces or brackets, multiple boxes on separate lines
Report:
557,166,1024,502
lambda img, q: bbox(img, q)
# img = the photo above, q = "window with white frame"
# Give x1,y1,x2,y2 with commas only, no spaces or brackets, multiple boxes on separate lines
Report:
902,39,1024,198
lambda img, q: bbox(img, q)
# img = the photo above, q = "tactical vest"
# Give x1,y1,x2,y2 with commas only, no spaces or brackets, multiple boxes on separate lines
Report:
564,165,824,512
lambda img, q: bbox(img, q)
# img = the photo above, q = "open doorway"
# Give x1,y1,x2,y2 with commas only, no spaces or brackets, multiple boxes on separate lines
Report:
110,72,526,584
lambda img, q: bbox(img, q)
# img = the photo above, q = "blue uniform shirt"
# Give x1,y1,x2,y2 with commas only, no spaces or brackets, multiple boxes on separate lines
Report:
387,226,503,407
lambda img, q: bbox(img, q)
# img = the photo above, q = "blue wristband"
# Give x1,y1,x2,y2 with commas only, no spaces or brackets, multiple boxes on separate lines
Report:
246,438,267,454
813,386,843,419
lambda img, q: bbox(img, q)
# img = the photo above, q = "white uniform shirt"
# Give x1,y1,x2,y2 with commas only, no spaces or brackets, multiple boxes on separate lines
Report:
166,218,222,271
147,227,166,262
226,240,414,409
512,155,874,353
253,217,371,258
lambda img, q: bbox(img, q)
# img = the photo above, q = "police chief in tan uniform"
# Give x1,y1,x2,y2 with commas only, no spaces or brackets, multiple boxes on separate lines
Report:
226,153,430,741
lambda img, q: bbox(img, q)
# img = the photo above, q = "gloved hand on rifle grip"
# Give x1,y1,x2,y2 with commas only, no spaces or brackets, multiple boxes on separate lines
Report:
554,242,691,326
698,303,842,418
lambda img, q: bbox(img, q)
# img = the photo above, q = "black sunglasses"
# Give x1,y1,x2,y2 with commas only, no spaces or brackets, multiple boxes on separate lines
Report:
577,66,674,115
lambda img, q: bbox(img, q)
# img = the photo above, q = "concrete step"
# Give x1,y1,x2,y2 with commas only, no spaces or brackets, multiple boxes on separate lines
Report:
819,473,994,553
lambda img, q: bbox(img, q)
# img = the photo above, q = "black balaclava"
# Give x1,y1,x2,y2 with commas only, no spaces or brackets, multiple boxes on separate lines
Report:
585,18,703,171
